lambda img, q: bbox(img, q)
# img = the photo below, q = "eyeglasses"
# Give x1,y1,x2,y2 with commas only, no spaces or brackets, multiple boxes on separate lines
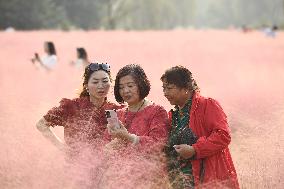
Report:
88,63,110,72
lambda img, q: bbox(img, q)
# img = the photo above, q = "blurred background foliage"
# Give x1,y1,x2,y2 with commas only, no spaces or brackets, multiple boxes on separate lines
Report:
0,0,283,30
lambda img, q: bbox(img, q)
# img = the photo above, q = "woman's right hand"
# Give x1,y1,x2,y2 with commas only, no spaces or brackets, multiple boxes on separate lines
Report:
36,118,67,152
34,53,39,60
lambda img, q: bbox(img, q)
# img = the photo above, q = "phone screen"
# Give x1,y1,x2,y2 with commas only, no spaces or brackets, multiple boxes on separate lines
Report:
105,110,120,129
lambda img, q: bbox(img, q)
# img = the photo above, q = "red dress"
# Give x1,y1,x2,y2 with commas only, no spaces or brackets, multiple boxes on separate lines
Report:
43,97,122,155
104,103,170,147
101,104,170,188
169,92,239,188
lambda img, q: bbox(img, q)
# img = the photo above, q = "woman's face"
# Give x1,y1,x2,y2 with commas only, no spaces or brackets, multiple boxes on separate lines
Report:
87,70,111,100
162,81,187,106
118,75,140,105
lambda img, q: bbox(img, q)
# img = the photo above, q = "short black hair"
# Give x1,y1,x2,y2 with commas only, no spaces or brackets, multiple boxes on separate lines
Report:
114,64,151,103
161,65,199,91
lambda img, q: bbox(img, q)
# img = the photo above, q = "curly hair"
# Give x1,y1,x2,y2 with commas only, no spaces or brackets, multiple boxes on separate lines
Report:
160,65,199,91
114,64,151,103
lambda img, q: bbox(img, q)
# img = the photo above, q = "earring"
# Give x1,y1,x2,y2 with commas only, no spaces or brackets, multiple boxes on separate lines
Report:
185,91,188,94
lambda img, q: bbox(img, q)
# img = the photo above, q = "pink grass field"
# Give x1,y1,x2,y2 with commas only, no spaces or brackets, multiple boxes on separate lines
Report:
0,30,284,188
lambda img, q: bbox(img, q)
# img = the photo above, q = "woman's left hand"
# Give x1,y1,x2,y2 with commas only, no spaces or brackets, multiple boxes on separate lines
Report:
174,144,196,159
105,138,126,151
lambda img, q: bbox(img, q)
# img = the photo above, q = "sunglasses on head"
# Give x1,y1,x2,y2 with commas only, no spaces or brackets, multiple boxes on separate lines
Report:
88,63,110,72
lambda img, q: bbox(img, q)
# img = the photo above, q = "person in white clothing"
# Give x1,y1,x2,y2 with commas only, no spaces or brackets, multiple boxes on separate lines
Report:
70,47,89,69
31,41,57,71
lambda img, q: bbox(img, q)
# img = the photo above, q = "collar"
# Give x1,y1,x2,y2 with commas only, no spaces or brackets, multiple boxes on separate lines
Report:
174,98,192,112
190,91,200,115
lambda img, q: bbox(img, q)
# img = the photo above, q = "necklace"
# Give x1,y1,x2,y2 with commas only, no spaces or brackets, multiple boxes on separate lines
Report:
124,99,146,128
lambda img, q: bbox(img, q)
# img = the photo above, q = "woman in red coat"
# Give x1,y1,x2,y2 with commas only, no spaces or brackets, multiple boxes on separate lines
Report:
161,66,239,189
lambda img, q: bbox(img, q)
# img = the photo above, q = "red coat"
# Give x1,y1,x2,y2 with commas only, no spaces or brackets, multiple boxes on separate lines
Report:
170,92,240,188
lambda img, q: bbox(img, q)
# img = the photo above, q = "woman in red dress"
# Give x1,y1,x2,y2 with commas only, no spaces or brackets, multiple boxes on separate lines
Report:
107,64,169,147
103,64,170,188
36,63,122,188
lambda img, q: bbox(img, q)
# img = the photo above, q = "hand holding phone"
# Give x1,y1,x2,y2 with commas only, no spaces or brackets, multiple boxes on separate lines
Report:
34,53,39,60
105,109,120,130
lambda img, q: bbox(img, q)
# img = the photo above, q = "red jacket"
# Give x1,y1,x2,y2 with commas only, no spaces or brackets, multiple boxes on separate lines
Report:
169,92,239,188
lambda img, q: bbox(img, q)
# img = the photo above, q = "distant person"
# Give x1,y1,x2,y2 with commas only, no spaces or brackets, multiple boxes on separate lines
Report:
161,66,240,189
263,25,278,38
5,26,15,32
70,47,89,69
241,25,252,33
31,41,57,71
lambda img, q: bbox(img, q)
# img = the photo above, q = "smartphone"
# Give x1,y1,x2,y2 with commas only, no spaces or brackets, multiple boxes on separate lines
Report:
105,109,120,129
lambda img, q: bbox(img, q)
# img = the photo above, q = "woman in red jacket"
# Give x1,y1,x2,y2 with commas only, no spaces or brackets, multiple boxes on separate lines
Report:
161,66,239,189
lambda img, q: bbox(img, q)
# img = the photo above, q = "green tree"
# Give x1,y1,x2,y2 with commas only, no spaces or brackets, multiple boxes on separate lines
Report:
0,0,67,30
101,0,134,30
53,0,103,29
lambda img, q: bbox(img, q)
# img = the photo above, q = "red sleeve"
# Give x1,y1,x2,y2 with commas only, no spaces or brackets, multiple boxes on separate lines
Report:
192,98,231,159
103,128,112,142
43,98,75,127
139,106,169,146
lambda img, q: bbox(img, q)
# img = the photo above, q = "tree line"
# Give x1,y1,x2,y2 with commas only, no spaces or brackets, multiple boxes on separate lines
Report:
0,0,283,30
